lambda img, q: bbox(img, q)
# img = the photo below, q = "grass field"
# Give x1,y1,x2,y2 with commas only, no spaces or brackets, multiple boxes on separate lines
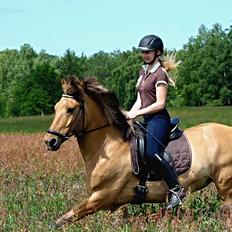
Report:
1,107,232,231
0,115,52,134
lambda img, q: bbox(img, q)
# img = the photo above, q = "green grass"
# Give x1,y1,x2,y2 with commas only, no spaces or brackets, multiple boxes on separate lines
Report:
0,115,53,133
169,106,232,128
1,170,86,232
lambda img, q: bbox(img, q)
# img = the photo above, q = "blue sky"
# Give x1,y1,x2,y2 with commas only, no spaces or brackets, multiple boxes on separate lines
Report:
0,0,231,57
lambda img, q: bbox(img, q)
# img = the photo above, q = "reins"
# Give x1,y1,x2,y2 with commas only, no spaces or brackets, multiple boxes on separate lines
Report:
76,123,110,138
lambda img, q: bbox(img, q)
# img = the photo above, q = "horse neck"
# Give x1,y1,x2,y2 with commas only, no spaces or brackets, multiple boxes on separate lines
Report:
77,124,126,181
78,126,123,158
77,96,127,173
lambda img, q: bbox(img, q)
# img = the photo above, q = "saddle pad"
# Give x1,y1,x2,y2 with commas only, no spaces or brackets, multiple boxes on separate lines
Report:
131,132,192,181
166,132,192,175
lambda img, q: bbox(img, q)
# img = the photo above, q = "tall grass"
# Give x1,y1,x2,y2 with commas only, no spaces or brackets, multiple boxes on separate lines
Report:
1,107,232,231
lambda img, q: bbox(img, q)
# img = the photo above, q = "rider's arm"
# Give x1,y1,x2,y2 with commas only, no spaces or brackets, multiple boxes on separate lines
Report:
130,91,141,111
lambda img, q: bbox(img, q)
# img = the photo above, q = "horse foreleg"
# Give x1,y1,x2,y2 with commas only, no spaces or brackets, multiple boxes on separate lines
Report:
55,194,109,227
55,208,76,227
55,199,88,227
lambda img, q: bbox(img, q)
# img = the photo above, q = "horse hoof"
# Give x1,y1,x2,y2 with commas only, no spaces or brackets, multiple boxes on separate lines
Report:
55,219,65,228
55,209,75,227
48,222,57,230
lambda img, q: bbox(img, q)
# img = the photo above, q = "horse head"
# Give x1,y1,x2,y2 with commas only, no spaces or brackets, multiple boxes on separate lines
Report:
44,75,86,151
44,75,132,151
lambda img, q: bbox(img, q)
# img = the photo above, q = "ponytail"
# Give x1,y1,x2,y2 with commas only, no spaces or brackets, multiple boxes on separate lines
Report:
158,53,181,87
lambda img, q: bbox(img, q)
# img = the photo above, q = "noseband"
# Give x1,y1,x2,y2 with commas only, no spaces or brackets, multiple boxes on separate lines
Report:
47,94,110,141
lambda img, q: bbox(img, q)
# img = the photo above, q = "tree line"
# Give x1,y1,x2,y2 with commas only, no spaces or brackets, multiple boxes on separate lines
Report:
0,23,231,117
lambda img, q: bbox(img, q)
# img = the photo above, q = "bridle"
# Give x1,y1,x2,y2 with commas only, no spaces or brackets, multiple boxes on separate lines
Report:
47,94,110,141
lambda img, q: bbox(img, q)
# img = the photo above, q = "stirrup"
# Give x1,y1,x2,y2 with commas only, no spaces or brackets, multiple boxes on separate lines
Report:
166,187,186,210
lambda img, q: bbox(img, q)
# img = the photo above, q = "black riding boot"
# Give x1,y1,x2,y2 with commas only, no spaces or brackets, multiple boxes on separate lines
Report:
149,153,186,209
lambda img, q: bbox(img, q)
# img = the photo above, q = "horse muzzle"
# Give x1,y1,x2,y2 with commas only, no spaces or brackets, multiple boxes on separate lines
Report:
44,136,62,151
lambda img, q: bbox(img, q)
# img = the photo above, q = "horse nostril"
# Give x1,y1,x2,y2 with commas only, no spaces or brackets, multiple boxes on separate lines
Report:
50,138,58,147
46,138,58,149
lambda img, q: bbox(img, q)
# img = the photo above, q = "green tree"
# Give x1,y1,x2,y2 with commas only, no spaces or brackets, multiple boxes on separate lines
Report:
175,24,232,106
57,49,87,77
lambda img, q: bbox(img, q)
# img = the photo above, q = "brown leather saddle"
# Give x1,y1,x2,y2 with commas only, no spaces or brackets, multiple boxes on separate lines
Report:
130,117,192,203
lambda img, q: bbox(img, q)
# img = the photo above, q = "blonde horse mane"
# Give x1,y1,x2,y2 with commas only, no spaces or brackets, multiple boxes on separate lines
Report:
62,75,133,141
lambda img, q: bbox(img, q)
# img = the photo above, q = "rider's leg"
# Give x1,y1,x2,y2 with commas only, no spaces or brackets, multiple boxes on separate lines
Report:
145,115,186,209
150,153,186,209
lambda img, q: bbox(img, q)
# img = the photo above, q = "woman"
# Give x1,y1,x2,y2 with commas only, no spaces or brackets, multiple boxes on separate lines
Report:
126,34,185,209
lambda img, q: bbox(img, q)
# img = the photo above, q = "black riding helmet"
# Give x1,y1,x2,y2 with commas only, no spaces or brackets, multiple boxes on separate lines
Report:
138,35,164,53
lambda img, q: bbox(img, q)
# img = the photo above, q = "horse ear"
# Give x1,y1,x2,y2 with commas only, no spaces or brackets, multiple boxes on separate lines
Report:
61,75,69,91
69,75,79,87
80,78,85,90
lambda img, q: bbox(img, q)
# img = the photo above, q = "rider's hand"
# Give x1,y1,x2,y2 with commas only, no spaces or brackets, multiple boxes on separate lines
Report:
126,110,139,119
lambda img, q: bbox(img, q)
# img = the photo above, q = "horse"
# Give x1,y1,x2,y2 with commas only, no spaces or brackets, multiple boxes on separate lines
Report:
44,75,232,227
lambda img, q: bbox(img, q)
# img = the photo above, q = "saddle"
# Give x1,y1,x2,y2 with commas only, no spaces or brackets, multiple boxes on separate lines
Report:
130,117,192,202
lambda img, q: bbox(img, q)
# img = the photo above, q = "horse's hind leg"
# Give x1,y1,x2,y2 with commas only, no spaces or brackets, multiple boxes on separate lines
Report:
220,201,232,229
220,192,232,229
213,165,232,228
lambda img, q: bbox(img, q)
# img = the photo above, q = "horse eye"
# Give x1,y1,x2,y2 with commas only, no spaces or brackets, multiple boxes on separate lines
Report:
67,108,75,113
